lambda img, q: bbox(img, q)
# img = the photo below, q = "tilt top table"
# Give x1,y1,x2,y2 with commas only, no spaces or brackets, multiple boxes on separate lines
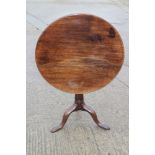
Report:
35,14,124,133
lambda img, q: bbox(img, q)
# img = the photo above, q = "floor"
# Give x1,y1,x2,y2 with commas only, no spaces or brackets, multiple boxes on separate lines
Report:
26,0,129,154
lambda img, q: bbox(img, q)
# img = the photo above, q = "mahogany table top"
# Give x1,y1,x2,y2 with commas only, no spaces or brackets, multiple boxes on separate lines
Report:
35,14,124,94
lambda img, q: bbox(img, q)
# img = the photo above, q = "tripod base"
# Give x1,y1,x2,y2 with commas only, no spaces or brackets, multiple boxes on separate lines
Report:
51,94,110,133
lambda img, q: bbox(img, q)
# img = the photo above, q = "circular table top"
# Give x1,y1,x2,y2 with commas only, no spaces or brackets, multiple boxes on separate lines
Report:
35,14,124,94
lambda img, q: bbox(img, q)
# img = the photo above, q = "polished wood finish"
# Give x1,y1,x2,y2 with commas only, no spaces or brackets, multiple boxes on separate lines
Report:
51,94,110,133
35,14,124,132
35,14,124,94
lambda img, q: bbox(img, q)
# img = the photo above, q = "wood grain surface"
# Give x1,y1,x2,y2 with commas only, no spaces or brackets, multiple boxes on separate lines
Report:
35,14,124,94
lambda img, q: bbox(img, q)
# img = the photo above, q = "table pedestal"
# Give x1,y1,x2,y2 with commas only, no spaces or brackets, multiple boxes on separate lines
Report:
51,94,110,133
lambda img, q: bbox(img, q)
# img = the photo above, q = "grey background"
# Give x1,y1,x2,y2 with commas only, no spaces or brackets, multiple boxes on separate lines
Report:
27,0,128,154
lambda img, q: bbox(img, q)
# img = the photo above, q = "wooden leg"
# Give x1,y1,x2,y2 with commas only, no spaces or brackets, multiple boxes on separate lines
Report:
51,104,77,133
51,94,110,133
82,104,110,130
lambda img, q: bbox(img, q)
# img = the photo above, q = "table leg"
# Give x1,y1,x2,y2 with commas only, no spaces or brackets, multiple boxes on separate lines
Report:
82,104,110,130
51,94,110,133
51,104,77,133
